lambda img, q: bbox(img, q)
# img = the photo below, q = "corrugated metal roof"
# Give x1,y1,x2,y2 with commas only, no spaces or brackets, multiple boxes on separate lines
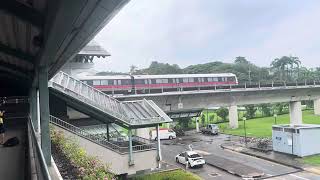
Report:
78,40,110,57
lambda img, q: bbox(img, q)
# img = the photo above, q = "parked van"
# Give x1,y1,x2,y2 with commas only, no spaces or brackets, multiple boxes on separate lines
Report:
150,128,176,140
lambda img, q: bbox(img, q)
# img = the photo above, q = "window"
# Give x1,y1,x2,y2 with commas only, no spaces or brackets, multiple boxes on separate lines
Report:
118,80,121,85
194,78,199,82
156,79,162,84
204,78,208,82
162,79,169,83
93,80,101,85
213,77,218,82
151,79,156,84
135,79,145,84
168,79,173,83
188,154,201,158
183,78,188,83
227,77,235,82
121,79,130,85
108,80,114,85
177,78,183,83
189,78,194,82
218,77,222,82
101,80,108,85
208,77,213,82
82,81,88,84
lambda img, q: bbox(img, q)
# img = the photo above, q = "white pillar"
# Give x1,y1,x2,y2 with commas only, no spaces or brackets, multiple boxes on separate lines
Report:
136,128,150,139
229,105,238,129
289,101,302,124
156,124,162,162
195,117,200,132
314,99,320,115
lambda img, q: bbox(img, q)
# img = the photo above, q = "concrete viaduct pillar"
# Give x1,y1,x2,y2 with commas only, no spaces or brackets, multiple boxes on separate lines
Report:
314,99,320,115
289,101,302,124
229,105,238,129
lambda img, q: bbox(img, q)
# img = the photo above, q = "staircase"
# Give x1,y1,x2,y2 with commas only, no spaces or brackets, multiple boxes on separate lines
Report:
49,71,171,128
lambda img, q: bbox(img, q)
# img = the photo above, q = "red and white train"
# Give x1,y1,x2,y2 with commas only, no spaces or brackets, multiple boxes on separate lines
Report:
79,73,238,94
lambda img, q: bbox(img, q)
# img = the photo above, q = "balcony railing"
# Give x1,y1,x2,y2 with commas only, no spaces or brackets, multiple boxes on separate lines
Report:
49,115,155,154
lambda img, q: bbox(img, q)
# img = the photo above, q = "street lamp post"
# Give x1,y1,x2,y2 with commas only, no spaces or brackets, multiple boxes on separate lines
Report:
274,114,277,125
243,117,247,146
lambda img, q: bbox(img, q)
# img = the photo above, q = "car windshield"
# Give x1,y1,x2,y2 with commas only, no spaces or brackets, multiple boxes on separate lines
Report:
188,154,201,158
168,129,174,132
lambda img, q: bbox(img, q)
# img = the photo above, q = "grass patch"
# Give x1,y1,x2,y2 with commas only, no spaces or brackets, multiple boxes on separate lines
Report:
129,169,202,180
303,155,320,166
219,110,320,138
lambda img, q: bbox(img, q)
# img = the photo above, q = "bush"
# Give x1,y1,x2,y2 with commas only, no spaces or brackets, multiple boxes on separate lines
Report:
216,107,228,121
51,128,115,180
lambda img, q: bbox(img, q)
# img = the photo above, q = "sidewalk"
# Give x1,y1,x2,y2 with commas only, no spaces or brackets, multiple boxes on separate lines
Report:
221,141,320,176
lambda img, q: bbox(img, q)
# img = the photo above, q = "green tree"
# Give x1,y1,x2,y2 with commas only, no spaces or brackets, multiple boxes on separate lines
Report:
201,114,206,126
245,105,257,119
259,104,272,117
216,107,228,121
209,114,215,122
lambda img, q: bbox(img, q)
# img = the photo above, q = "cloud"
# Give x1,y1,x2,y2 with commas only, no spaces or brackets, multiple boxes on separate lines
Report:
93,0,320,72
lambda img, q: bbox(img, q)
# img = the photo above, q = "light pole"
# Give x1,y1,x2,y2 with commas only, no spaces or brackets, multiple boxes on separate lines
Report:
243,117,247,146
248,67,252,85
274,114,277,125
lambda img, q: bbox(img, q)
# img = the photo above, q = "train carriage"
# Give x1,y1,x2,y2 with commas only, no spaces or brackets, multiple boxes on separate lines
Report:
79,73,238,94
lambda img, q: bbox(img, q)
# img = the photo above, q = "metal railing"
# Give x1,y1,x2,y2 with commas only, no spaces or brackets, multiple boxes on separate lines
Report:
49,71,128,122
27,117,51,180
49,115,155,154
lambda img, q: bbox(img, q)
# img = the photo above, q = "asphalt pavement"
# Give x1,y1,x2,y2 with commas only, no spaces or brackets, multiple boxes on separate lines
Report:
160,131,320,180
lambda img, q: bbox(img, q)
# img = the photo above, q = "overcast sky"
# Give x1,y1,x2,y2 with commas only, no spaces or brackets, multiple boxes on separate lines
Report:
93,0,320,72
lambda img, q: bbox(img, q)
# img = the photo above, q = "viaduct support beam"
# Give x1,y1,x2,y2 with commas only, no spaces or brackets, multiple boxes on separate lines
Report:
229,105,238,129
38,66,51,165
289,101,303,124
314,99,320,115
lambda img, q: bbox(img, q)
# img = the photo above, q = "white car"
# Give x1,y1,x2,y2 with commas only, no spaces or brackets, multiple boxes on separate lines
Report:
175,151,205,168
150,128,176,140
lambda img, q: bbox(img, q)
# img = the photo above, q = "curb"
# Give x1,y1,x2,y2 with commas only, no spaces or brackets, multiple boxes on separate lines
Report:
303,167,320,176
220,144,304,170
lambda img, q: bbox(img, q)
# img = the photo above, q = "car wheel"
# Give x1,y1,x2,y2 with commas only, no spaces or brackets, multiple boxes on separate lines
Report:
176,158,179,163
155,137,158,141
169,136,173,140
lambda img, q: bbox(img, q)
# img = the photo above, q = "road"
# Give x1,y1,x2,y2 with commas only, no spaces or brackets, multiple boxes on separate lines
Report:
161,131,320,180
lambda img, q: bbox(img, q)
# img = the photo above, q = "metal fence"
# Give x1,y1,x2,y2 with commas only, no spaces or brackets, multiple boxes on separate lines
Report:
49,115,155,154
49,71,127,122
27,117,51,180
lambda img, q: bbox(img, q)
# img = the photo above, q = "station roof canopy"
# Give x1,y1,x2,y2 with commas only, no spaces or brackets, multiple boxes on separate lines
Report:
78,40,110,57
0,0,129,95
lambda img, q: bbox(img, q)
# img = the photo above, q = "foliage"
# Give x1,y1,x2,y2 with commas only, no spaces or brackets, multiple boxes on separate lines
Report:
96,71,127,76
244,105,257,119
219,110,320,138
51,128,114,180
216,107,228,121
259,104,272,117
273,103,288,115
201,114,206,126
209,114,215,122
176,117,192,129
136,61,183,75
129,169,201,180
303,155,320,166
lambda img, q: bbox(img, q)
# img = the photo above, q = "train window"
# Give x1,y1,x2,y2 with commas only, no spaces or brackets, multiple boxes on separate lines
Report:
194,78,199,82
121,79,130,85
101,80,108,85
177,78,183,83
204,78,208,82
213,77,218,82
162,79,169,83
227,77,235,82
218,77,223,82
189,78,194,82
151,79,156,84
135,79,145,84
145,79,148,84
208,77,213,82
168,79,173,83
108,80,114,85
82,81,88,84
93,80,101,85
118,80,121,85
183,78,188,83
156,79,162,84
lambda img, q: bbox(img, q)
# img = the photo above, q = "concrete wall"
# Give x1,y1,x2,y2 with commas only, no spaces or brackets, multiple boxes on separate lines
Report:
118,87,320,112
54,126,157,175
